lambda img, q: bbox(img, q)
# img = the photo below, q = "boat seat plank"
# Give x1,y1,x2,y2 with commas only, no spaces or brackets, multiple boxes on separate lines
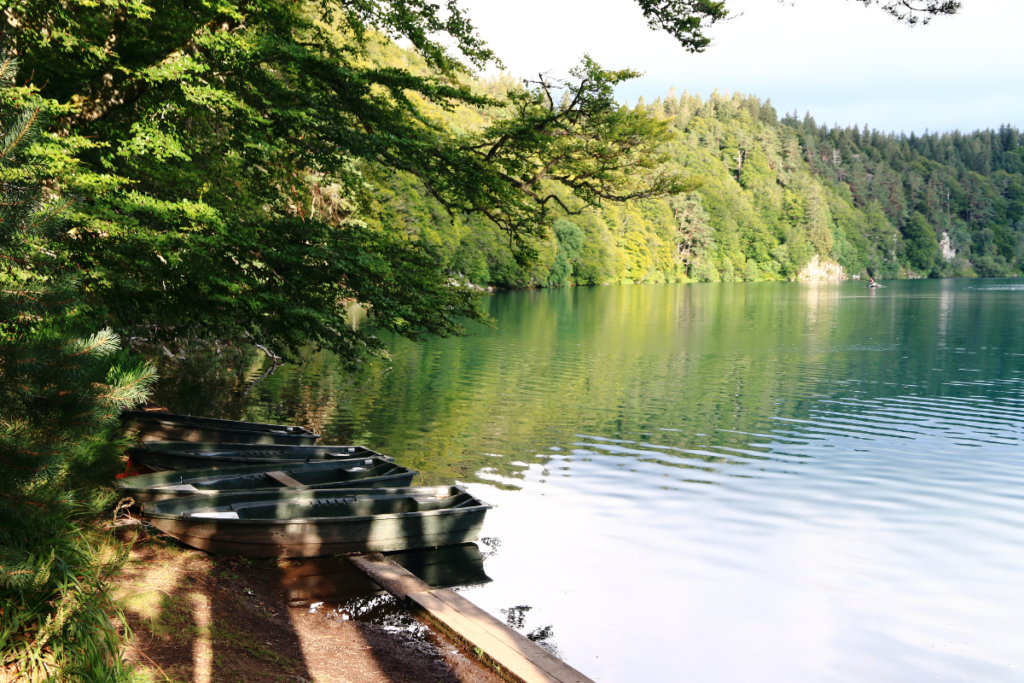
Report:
224,497,355,513
311,497,356,506
191,511,240,519
265,470,305,487
152,484,199,492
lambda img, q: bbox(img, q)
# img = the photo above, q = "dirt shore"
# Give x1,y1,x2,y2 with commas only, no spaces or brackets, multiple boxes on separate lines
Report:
112,529,504,683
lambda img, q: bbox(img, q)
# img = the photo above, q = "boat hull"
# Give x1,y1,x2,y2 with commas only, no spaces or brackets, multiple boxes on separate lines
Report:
128,443,381,472
123,410,319,445
150,517,487,558
117,459,416,504
144,487,491,558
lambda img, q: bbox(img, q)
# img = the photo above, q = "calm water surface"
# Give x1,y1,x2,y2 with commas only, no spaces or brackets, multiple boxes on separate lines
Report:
163,279,1024,682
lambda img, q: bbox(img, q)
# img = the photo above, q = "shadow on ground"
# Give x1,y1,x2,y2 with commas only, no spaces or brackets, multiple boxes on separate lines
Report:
112,529,502,683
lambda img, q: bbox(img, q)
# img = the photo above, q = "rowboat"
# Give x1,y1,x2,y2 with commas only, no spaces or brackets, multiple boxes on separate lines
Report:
116,458,416,504
122,410,319,445
127,442,383,472
143,486,491,558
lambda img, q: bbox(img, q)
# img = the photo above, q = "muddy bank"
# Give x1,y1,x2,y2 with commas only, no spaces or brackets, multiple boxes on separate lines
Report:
113,530,503,683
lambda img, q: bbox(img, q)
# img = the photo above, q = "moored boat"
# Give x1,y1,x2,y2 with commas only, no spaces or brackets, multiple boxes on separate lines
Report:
116,458,416,504
122,410,320,445
127,442,383,471
143,486,491,558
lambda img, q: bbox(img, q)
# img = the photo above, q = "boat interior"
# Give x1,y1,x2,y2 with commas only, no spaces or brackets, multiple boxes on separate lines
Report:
151,460,404,492
124,410,314,434
132,442,372,457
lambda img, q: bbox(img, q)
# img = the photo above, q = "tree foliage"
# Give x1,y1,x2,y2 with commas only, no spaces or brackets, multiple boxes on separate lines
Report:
0,45,156,680
364,87,1021,287
2,0,968,364
634,0,729,52
902,212,939,272
631,0,959,53
854,0,962,26
783,110,1024,277
5,0,689,364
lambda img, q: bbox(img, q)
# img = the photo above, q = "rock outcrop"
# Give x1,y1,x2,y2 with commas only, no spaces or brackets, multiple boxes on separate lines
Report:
797,255,846,281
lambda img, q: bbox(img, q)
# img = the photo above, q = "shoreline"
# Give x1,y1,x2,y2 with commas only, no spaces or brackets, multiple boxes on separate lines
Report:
112,528,503,683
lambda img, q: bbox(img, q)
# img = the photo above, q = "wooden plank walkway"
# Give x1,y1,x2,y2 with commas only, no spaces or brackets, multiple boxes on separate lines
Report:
348,553,595,683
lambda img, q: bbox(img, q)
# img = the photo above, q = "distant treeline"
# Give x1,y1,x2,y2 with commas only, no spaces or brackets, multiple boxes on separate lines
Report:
781,109,1023,279
373,83,1023,287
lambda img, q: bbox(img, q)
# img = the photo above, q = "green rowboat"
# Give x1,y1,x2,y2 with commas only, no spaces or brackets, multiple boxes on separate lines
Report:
116,458,415,504
128,442,383,471
123,410,320,445
143,486,491,558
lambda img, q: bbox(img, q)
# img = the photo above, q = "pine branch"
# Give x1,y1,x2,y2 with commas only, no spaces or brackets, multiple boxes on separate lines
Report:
0,107,44,162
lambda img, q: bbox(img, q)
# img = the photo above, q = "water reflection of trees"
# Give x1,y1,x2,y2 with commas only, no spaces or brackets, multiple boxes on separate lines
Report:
500,606,561,658
146,344,263,418
146,281,1024,485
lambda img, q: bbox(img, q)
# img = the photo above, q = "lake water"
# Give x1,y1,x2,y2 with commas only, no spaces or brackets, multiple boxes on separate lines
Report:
162,279,1024,682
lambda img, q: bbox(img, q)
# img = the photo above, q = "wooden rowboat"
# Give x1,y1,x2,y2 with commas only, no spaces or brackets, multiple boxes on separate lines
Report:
115,458,416,504
122,410,320,445
127,442,384,472
143,486,491,558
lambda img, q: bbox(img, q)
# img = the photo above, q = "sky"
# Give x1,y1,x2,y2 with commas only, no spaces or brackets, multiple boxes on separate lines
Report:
457,0,1023,135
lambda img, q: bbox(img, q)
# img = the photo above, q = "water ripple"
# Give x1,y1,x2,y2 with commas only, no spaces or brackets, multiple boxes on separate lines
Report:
237,279,1024,683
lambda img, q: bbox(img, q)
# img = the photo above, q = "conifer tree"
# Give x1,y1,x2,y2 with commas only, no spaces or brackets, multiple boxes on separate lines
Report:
0,45,156,680
901,212,939,273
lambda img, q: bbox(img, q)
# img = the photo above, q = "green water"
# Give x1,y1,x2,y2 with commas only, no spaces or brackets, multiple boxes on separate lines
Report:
157,279,1024,682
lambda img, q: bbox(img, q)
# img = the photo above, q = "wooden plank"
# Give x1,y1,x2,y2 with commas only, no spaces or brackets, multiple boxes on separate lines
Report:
346,553,595,683
191,511,239,519
429,589,593,683
347,552,432,599
408,591,561,683
264,470,305,487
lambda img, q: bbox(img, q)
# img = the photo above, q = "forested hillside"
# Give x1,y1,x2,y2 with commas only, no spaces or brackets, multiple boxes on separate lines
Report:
786,113,1024,278
383,82,1024,286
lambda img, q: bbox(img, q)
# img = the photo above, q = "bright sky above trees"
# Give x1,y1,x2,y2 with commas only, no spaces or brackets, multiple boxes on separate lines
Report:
462,0,1023,134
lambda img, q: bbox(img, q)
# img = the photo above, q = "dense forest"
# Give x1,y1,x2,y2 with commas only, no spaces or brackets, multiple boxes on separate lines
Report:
383,79,1024,287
